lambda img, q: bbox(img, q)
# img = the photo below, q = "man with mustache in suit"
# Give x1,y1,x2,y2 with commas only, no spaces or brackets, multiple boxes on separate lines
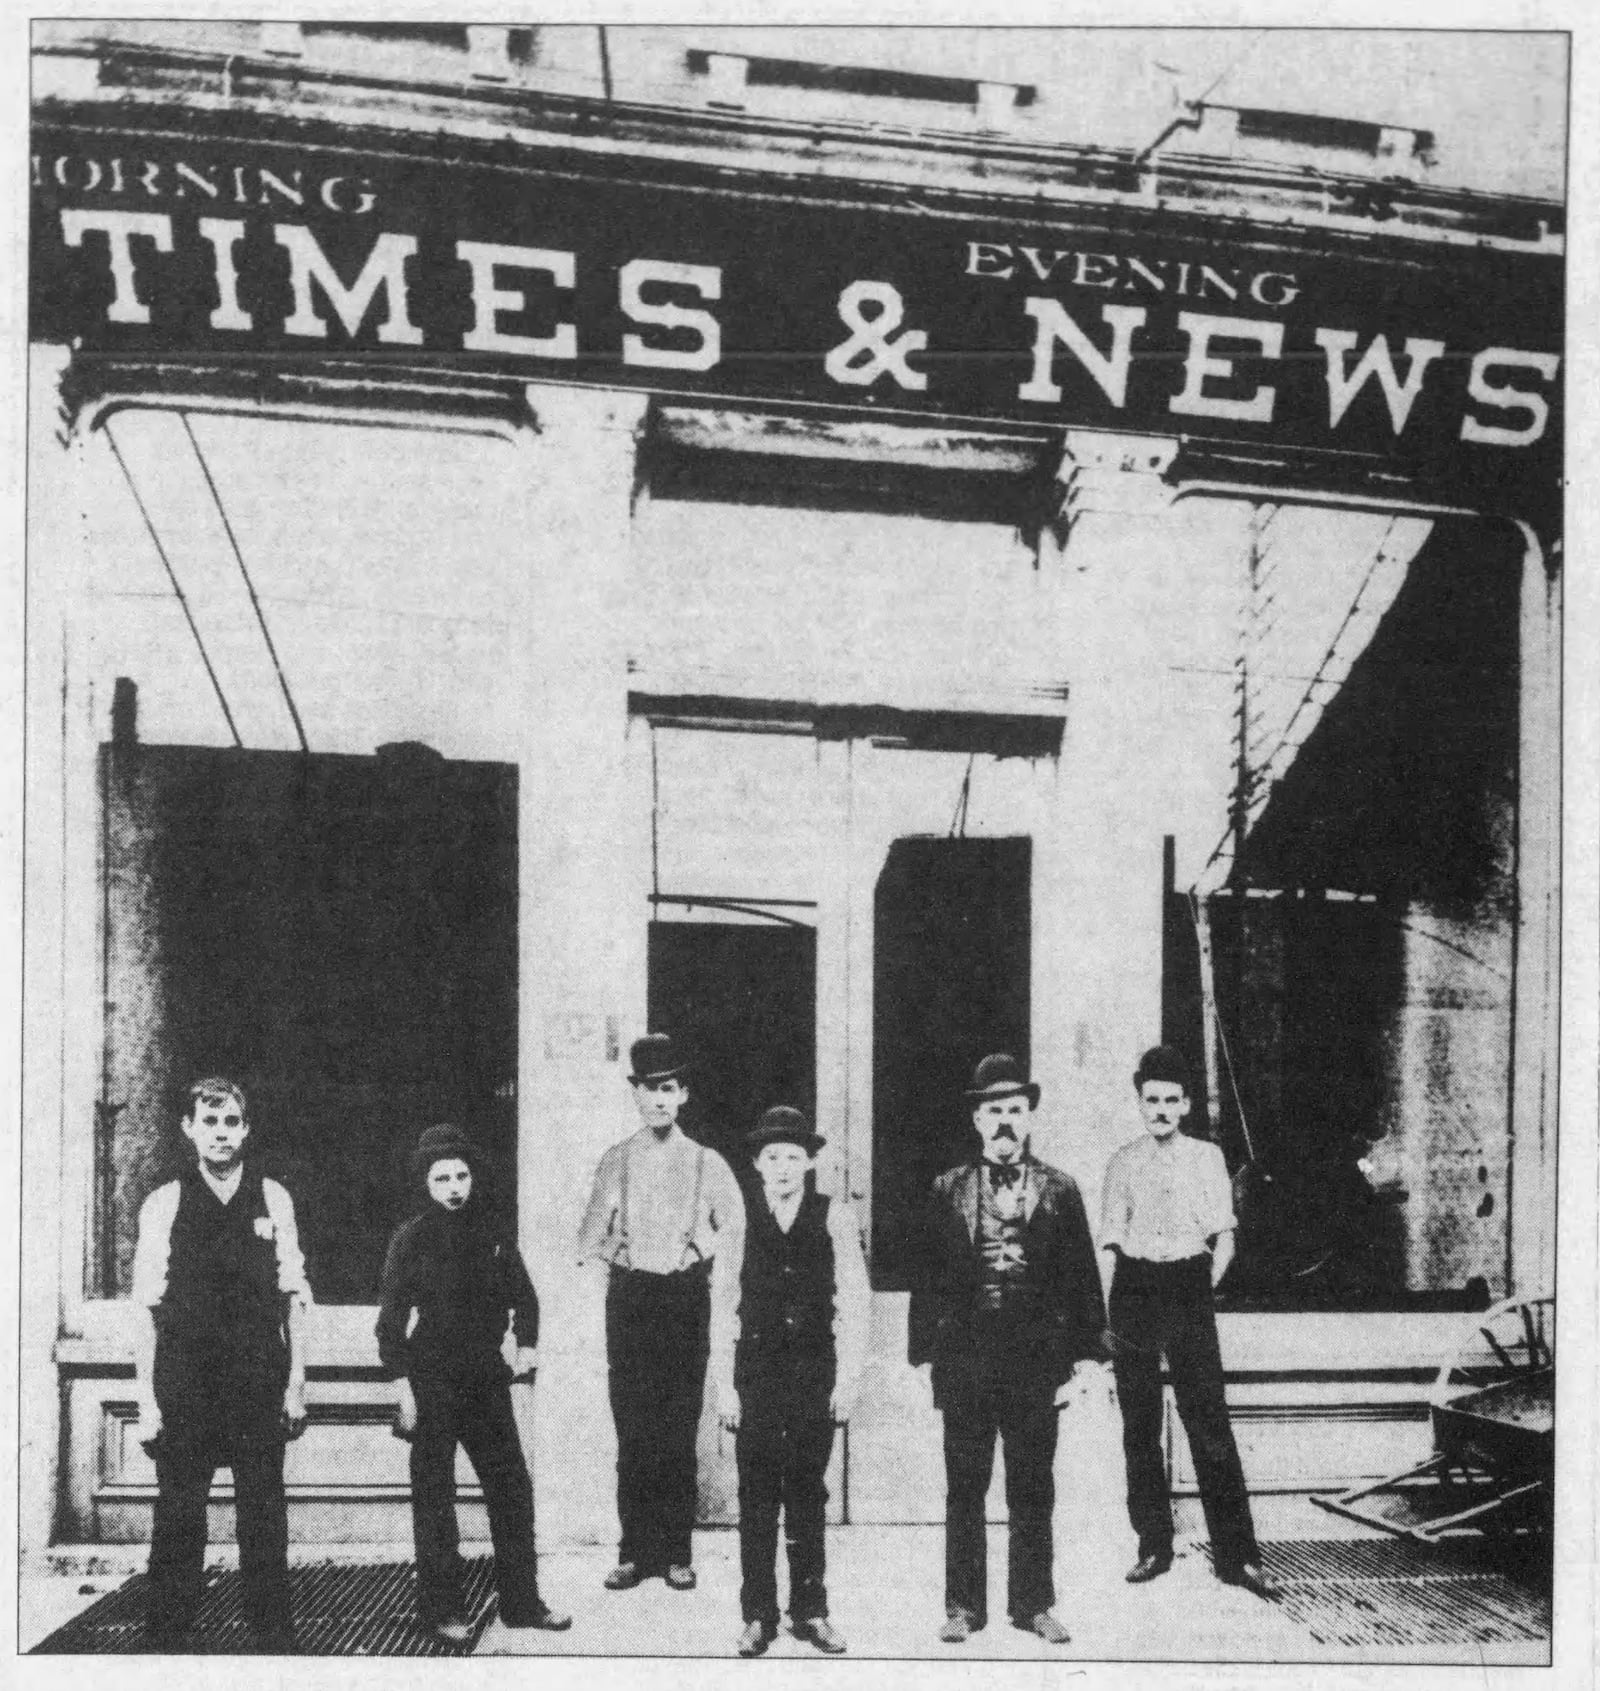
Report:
909,1054,1107,1647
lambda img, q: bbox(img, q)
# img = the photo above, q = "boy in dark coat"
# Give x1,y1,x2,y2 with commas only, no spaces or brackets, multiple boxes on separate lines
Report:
377,1123,571,1644
713,1107,869,1658
131,1076,310,1653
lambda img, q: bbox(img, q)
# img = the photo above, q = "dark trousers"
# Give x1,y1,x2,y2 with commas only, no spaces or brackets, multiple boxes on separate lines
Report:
736,1389,835,1628
410,1372,542,1624
147,1423,291,1644
938,1317,1059,1626
1108,1254,1259,1573
605,1264,710,1571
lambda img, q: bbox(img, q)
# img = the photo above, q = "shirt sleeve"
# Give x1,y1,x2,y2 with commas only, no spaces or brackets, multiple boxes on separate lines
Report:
1097,1148,1132,1253
576,1145,621,1259
262,1180,313,1305
707,1155,746,1399
504,1239,541,1352
1196,1142,1237,1239
828,1201,872,1401
374,1223,416,1381
130,1183,180,1308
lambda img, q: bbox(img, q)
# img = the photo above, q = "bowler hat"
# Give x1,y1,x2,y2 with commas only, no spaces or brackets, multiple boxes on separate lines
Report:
411,1122,478,1184
1133,1045,1193,1093
628,1033,688,1085
964,1053,1040,1109
746,1105,825,1157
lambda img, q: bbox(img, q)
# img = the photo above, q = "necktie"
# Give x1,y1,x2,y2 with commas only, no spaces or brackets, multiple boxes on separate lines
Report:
988,1163,1022,1191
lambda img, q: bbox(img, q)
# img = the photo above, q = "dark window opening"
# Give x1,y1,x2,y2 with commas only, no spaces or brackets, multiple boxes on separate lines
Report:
98,740,518,1305
686,48,1035,110
1235,107,1386,155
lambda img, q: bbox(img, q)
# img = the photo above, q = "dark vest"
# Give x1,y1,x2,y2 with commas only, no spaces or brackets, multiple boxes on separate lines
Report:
735,1189,836,1403
154,1163,289,1430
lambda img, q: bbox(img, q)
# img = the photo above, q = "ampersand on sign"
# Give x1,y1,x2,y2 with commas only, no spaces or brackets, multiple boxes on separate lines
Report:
824,280,929,392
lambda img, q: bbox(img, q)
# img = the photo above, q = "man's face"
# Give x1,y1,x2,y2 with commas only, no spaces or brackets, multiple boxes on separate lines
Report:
632,1075,687,1133
182,1090,250,1172
426,1157,473,1210
973,1094,1031,1163
754,1141,810,1205
1138,1080,1191,1139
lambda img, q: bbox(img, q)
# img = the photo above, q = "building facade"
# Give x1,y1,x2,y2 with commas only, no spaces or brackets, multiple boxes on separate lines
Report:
22,23,1563,1557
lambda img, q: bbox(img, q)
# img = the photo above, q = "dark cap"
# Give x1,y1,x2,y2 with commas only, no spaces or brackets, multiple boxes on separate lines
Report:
746,1105,824,1157
628,1033,688,1085
1133,1045,1194,1094
964,1053,1040,1109
411,1122,478,1184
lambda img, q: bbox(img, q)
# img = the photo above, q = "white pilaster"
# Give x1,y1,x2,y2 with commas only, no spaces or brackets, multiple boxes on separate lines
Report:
510,383,649,1547
1508,527,1560,1298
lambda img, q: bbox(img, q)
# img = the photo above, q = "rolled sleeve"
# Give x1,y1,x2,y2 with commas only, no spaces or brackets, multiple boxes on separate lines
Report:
576,1144,622,1260
263,1180,313,1305
1097,1152,1131,1254
130,1183,180,1308
828,1201,872,1400
1196,1143,1237,1239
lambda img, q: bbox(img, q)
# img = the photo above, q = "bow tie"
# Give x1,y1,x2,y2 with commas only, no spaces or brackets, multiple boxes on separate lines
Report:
987,1163,1024,1191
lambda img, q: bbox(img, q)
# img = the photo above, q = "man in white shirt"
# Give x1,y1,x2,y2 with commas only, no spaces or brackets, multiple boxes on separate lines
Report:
577,1034,746,1592
1099,1046,1276,1601
130,1076,312,1651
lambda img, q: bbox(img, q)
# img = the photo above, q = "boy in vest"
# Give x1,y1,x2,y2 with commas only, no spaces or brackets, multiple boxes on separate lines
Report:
714,1106,869,1657
131,1077,312,1652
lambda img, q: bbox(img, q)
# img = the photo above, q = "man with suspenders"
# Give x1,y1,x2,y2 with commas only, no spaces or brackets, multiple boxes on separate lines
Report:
577,1034,746,1592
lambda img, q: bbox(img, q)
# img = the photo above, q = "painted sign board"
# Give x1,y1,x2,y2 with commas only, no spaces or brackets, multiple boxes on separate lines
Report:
31,110,1563,509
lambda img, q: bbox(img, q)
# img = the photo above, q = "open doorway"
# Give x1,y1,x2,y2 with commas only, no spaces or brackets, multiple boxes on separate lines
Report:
871,835,1032,1289
646,920,817,1182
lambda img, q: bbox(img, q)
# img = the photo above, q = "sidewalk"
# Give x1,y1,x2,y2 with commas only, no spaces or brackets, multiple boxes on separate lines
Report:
19,1498,1549,1665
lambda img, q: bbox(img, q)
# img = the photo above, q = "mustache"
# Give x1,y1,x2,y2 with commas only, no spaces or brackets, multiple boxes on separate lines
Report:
986,1126,1020,1141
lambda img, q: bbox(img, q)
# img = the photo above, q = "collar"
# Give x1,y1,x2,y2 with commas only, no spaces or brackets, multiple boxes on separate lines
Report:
197,1162,245,1204
766,1190,804,1232
957,1159,1042,1241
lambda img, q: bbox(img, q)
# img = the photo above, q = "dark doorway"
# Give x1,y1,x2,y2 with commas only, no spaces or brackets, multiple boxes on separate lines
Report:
871,836,1031,1289
646,921,817,1183
99,740,518,1305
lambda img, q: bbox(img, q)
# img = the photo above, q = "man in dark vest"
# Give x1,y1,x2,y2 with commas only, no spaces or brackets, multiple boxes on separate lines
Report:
713,1107,869,1657
130,1076,311,1652
576,1034,745,1592
910,1054,1107,1647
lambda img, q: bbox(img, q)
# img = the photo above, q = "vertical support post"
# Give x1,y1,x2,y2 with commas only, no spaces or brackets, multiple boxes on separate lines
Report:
509,384,649,1546
1507,523,1560,1298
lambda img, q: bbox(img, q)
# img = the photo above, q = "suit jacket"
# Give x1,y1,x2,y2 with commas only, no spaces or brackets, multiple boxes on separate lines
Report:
908,1157,1107,1402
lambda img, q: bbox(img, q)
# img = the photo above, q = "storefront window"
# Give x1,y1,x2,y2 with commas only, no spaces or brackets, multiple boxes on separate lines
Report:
87,409,527,1303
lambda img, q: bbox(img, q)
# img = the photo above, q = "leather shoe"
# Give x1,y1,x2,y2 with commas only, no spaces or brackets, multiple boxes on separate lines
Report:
1218,1561,1280,1601
429,1614,475,1647
664,1564,697,1591
1126,1551,1174,1584
792,1616,847,1653
1017,1610,1071,1645
604,1562,644,1590
939,1609,978,1644
737,1619,775,1657
502,1604,572,1631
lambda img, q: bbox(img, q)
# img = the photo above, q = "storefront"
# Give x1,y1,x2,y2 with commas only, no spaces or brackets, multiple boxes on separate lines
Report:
22,28,1562,1556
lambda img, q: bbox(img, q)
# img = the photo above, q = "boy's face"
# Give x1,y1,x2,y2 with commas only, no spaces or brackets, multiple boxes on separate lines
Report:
1138,1079,1191,1139
754,1141,811,1205
182,1090,249,1172
632,1075,687,1134
426,1157,473,1210
973,1094,1030,1163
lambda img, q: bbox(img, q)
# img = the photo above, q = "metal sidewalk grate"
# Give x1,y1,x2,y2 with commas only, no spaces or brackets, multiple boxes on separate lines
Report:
1234,1540,1551,1649
31,1557,498,1655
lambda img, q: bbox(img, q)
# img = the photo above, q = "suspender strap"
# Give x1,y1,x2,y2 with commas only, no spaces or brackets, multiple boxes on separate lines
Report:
678,1147,706,1269
616,1140,631,1268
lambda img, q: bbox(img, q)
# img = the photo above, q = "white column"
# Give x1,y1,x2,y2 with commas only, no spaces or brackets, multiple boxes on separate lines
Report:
19,346,80,1562
1042,432,1184,1167
1508,526,1560,1298
509,384,649,1548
